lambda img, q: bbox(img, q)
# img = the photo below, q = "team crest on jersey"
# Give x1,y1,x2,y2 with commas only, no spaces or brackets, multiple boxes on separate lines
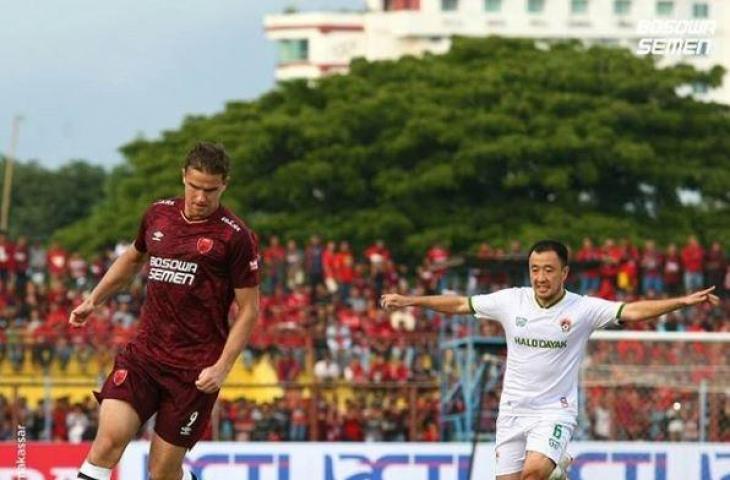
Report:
559,318,572,332
197,237,214,254
515,316,528,327
113,369,128,386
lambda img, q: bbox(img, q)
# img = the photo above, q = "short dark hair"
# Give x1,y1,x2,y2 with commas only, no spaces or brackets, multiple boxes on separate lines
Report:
184,142,230,180
528,240,569,267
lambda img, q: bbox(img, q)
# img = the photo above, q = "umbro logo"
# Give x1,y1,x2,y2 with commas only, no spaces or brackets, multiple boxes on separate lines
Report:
152,231,164,242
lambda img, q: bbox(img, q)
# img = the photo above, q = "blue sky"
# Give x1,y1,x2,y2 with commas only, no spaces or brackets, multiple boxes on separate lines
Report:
0,0,362,169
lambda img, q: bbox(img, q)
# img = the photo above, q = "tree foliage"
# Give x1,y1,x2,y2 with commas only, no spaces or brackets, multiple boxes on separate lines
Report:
56,37,730,256
0,159,106,240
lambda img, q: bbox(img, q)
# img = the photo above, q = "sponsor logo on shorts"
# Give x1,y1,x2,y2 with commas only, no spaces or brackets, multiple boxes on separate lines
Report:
549,438,560,450
113,369,128,386
197,237,214,254
249,259,259,271
560,397,569,409
180,411,199,436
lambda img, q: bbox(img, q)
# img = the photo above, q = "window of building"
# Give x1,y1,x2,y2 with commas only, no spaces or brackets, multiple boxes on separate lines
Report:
692,2,709,18
614,0,631,15
277,39,309,63
656,1,673,15
528,0,545,13
571,0,588,14
442,0,458,11
485,0,502,12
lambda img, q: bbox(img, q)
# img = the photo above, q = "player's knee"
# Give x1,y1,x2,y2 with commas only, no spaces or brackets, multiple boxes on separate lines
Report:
147,468,181,480
148,461,183,480
88,434,127,466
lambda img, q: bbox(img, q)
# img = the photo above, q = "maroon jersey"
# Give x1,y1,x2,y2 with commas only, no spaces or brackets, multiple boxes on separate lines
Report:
131,198,259,367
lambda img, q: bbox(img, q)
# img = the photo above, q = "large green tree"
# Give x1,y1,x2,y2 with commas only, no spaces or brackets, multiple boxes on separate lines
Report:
0,159,107,240
56,37,730,257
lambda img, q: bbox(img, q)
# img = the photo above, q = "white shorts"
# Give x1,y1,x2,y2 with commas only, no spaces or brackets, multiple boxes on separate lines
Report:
494,415,575,476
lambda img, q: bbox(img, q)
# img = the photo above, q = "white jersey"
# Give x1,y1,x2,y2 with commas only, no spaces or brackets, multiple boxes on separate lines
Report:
471,287,623,420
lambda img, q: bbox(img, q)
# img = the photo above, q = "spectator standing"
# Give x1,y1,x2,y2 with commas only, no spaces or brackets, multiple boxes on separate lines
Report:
682,235,705,293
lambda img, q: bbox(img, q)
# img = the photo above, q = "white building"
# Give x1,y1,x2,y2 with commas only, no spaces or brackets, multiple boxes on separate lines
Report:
264,0,729,103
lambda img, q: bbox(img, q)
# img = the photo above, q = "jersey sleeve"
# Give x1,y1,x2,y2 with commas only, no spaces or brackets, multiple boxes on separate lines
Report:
133,206,152,253
469,289,510,324
583,295,624,330
229,229,260,289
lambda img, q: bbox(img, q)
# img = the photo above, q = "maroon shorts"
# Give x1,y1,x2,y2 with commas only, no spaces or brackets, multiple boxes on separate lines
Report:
95,345,218,449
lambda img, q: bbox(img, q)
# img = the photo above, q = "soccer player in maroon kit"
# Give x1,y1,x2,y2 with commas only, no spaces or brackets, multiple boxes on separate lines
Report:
69,142,260,480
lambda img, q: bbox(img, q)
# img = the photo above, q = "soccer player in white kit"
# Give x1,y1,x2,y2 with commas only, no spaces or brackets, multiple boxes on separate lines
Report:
381,240,718,480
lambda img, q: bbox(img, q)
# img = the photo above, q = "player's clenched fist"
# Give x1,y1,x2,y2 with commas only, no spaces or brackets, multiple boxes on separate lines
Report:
380,294,411,311
196,364,228,393
69,298,97,327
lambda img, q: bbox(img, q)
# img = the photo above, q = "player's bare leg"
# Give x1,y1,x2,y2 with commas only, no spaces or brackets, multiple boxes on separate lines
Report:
519,451,557,480
148,432,194,480
79,399,141,479
497,472,522,480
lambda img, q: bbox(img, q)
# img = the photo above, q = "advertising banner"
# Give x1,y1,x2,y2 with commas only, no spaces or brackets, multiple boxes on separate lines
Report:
118,441,730,480
0,442,118,480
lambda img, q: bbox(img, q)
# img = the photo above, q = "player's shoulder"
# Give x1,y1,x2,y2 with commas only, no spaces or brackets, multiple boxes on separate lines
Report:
143,197,180,217
509,286,534,299
478,286,525,300
149,197,179,211
570,290,612,308
216,206,256,240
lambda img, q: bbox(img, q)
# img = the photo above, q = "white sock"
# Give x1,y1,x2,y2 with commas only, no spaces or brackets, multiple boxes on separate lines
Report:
78,460,112,480
547,452,573,480
182,465,195,480
547,465,566,480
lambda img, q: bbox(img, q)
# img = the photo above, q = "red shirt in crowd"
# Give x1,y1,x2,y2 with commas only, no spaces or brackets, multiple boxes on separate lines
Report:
576,243,601,278
364,242,390,265
681,240,704,273
335,246,355,284
426,245,450,277
322,242,338,279
46,244,68,277
13,238,28,274
263,241,286,267
0,236,15,272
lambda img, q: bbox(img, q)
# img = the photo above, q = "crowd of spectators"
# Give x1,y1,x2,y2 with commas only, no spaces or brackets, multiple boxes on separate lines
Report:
0,232,728,443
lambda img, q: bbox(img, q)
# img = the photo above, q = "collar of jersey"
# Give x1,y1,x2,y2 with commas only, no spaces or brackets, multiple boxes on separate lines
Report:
533,288,567,309
179,209,212,224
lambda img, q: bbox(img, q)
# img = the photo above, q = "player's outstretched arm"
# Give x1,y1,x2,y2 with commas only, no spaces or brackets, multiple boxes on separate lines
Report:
619,286,719,322
69,245,147,327
196,286,259,393
380,293,471,315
